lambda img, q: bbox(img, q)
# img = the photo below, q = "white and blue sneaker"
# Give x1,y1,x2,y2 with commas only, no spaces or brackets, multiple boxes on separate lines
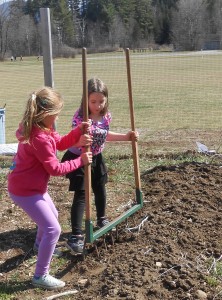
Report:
32,274,65,290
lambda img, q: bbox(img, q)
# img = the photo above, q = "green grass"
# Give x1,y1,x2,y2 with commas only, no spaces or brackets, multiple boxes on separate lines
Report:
205,258,222,289
1,50,222,175
0,280,27,300
1,51,222,143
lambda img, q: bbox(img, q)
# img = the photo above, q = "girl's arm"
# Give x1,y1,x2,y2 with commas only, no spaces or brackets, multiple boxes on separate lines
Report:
106,130,139,142
32,135,92,176
69,110,92,148
55,121,91,151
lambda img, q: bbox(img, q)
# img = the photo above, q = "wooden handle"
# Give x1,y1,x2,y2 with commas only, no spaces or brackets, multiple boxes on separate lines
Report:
82,47,91,220
125,48,141,190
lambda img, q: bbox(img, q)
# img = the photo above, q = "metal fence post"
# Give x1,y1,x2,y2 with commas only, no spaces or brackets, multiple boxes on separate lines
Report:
0,108,6,144
40,8,54,88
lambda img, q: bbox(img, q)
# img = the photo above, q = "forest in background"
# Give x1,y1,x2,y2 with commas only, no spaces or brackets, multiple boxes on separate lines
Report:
0,0,222,59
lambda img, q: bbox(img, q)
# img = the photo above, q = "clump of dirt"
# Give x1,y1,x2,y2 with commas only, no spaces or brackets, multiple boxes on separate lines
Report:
1,161,222,299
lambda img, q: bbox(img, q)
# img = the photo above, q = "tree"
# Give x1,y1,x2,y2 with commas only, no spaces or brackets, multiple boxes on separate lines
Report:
152,0,179,44
171,0,205,51
85,0,154,48
134,0,153,41
7,1,37,56
108,14,127,47
24,0,75,47
83,0,118,48
0,1,10,59
68,0,87,47
86,0,116,33
51,0,75,46
113,0,136,26
204,0,222,48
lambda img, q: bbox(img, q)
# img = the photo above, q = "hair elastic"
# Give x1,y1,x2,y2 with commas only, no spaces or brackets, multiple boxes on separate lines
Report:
40,98,48,107
31,93,36,101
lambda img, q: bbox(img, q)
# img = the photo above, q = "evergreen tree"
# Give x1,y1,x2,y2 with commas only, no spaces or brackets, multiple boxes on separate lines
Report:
51,0,75,46
86,0,115,32
152,0,179,44
113,0,136,26
24,0,74,46
134,0,153,40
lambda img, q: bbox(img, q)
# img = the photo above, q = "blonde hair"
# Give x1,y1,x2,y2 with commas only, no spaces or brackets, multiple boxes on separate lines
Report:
21,86,63,142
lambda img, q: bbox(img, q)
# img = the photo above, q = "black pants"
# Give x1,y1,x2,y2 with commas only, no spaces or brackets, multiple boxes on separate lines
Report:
61,151,108,235
71,184,106,235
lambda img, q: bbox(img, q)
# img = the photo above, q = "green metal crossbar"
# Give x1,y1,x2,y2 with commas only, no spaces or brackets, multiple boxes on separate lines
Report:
85,188,143,243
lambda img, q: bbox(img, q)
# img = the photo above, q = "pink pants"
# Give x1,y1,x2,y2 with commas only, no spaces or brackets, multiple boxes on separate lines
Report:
9,192,61,276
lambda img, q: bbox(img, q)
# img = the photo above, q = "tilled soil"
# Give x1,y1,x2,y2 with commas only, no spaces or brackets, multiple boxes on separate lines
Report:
1,161,222,299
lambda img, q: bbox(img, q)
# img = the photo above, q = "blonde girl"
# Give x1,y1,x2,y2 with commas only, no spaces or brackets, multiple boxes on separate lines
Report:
8,87,92,290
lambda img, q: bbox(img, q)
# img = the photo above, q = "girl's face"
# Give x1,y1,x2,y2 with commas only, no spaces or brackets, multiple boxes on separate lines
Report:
88,92,106,117
42,114,58,129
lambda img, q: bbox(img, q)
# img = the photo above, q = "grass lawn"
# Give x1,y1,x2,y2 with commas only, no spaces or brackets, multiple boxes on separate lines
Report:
1,50,222,159
1,51,222,134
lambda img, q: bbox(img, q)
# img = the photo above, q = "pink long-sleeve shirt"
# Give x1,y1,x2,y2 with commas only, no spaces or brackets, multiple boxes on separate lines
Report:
8,125,84,196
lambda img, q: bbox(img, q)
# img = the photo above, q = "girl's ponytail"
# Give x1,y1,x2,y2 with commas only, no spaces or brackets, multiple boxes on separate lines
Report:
22,93,38,142
20,87,63,143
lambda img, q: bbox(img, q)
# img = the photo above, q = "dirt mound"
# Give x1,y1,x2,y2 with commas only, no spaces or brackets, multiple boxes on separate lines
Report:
1,162,222,299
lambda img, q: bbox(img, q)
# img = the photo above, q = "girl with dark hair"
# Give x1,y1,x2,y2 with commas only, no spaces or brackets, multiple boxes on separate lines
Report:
62,78,139,254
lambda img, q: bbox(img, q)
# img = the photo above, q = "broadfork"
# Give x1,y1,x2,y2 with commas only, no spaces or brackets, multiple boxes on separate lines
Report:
81,48,143,258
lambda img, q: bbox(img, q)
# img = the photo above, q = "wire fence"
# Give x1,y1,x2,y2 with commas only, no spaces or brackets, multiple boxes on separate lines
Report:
1,50,222,155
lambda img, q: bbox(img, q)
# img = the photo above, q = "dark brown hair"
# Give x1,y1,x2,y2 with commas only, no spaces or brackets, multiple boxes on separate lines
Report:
79,78,109,116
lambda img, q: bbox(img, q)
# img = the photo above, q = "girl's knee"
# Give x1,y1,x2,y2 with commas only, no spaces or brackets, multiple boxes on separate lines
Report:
54,224,61,237
46,223,61,239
